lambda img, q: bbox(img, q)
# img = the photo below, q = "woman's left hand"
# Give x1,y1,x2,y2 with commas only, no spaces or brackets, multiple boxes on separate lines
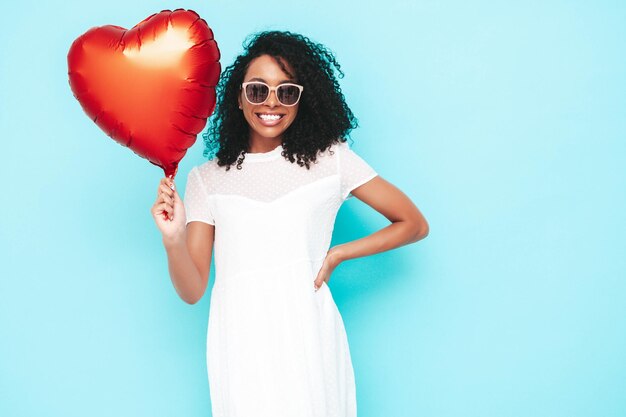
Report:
313,246,345,291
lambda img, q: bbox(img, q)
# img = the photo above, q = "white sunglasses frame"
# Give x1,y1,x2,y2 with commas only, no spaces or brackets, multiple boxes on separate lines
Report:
241,81,304,107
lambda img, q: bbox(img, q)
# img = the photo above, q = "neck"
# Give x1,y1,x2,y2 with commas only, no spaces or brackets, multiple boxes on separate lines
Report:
247,133,283,153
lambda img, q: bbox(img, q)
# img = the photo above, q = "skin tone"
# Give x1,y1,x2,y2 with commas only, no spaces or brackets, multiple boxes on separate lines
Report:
151,54,429,304
238,54,300,153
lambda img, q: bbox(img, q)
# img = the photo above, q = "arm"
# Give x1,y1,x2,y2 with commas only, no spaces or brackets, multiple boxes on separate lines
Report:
331,175,429,263
152,176,214,304
162,222,214,305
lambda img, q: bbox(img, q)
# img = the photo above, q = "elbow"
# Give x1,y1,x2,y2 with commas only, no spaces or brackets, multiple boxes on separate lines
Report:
411,220,429,242
181,270,209,305
182,292,202,305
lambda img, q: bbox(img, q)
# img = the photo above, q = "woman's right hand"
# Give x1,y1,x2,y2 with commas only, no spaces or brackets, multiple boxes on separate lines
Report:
151,176,186,241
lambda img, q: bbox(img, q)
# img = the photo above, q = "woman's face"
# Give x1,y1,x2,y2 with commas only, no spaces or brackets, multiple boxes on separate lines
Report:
238,54,300,146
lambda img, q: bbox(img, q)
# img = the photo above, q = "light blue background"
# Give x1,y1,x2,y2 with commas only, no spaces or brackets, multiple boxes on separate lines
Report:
1,1,625,416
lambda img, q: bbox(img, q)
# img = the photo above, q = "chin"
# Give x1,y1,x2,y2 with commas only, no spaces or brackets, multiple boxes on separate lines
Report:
254,123,292,138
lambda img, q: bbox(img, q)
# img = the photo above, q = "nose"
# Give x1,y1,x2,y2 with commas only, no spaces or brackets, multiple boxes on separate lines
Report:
265,89,279,107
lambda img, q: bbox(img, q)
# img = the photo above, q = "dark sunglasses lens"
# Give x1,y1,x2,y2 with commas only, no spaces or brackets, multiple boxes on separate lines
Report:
245,83,269,103
277,85,301,105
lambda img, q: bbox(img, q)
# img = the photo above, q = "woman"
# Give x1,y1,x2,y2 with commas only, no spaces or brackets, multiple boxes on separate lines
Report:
151,30,428,417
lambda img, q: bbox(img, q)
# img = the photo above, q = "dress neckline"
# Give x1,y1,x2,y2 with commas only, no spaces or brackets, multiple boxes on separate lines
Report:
243,144,284,162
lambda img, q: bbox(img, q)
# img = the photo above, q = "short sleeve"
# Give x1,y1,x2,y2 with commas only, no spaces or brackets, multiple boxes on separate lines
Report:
183,167,215,226
337,141,378,200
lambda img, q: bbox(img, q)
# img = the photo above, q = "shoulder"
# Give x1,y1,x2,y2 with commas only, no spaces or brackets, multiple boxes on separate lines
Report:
307,140,348,171
185,160,220,191
192,158,219,178
325,139,364,162
331,139,350,151
319,139,349,159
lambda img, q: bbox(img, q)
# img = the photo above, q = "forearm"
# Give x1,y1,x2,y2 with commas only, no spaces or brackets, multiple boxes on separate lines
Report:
332,220,427,263
162,232,204,304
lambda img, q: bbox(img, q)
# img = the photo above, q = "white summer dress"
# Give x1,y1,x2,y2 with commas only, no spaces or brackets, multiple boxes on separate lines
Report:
183,140,378,417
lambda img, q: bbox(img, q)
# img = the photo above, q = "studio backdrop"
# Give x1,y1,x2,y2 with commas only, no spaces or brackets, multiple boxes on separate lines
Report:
1,1,624,416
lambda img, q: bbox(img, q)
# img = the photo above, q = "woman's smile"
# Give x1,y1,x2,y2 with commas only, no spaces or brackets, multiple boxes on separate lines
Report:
238,54,300,149
256,112,285,126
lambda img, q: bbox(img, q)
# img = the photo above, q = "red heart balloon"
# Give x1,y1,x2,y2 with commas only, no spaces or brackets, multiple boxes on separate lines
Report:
67,9,221,178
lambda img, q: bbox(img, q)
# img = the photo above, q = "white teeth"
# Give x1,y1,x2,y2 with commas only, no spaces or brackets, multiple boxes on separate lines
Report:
258,114,282,121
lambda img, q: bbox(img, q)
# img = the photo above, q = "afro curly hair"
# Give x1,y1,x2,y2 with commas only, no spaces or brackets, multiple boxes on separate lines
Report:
202,30,359,171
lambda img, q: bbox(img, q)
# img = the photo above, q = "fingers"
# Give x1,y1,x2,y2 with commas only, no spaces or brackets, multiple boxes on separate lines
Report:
154,177,178,220
158,184,175,204
154,202,172,216
313,280,326,292
162,193,175,209
157,177,176,197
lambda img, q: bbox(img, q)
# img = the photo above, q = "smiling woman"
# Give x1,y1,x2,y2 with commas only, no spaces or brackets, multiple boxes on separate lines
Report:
237,55,302,150
200,30,361,170
151,30,429,417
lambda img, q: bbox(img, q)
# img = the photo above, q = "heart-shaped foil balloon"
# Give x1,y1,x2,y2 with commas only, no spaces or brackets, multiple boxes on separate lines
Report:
67,9,221,178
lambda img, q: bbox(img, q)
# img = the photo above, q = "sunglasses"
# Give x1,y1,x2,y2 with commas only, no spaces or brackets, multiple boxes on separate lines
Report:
241,81,304,107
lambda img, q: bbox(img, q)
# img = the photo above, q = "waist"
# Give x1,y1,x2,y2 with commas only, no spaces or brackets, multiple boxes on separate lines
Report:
212,256,326,292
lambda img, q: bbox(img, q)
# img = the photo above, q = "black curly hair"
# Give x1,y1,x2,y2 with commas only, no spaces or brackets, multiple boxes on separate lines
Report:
201,30,358,171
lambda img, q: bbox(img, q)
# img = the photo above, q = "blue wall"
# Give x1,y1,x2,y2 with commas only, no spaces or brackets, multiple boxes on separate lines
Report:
1,1,624,416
